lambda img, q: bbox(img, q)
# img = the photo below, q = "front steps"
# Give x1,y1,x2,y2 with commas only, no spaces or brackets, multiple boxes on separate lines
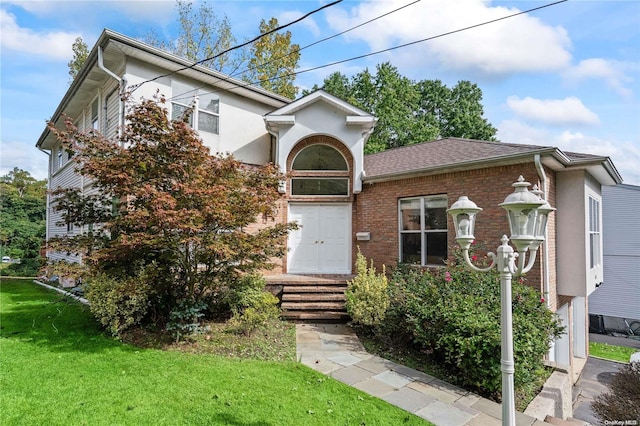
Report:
265,275,352,321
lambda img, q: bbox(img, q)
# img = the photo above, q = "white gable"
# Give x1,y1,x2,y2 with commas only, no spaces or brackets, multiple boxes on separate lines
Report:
265,91,376,193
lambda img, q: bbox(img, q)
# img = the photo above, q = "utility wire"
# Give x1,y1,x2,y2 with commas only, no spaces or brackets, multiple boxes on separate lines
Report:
168,0,422,103
166,0,567,103
130,0,342,93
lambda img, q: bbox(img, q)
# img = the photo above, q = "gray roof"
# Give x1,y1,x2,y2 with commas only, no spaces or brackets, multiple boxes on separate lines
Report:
362,137,622,185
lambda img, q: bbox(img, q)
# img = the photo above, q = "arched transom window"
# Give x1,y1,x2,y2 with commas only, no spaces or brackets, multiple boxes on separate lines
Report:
291,144,349,196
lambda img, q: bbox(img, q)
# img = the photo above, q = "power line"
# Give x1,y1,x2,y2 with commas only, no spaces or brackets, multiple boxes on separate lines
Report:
166,0,567,103
167,0,423,103
130,0,342,93
294,0,569,78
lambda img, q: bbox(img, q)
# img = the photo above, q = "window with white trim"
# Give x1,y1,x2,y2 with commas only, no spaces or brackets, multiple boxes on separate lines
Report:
290,144,349,196
91,98,99,130
170,81,219,134
589,196,601,269
399,195,448,266
57,147,63,170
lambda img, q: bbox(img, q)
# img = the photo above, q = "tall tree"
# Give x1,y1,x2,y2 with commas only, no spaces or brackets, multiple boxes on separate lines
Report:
67,37,89,84
47,96,295,325
306,63,497,153
247,18,301,99
0,168,46,274
144,0,244,74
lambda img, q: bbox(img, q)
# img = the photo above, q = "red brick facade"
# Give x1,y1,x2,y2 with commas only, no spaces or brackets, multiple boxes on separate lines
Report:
352,162,558,298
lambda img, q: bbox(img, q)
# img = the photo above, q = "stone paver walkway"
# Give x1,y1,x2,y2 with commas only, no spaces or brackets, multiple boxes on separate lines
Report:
297,323,550,426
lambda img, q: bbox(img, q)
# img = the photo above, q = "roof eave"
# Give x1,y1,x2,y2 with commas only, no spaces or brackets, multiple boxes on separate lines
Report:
363,147,558,183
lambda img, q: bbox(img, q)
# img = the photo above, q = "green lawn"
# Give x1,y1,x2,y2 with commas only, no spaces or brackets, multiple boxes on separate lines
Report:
1,279,429,425
590,341,639,363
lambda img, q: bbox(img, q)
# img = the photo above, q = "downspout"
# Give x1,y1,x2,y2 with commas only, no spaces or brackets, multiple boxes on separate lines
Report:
98,46,126,138
534,154,551,308
535,154,555,361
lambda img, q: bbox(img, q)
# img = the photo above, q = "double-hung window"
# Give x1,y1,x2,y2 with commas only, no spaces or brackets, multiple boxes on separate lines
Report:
170,81,219,134
399,195,448,266
57,148,64,170
91,98,99,130
589,196,601,269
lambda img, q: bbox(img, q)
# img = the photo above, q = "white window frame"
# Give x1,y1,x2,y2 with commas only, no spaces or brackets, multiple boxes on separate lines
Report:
588,195,601,269
57,148,63,170
398,195,448,266
170,81,219,135
91,97,99,130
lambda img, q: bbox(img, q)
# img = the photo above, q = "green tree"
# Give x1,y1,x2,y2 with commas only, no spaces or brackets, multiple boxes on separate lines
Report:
67,37,89,84
0,168,46,275
144,0,244,74
247,17,301,99
47,95,296,330
306,63,497,152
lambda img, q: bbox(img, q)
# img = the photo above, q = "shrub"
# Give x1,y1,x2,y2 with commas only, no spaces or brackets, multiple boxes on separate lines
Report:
591,361,640,422
226,274,280,335
345,250,389,327
1,258,42,277
85,268,154,336
385,262,564,397
166,300,208,342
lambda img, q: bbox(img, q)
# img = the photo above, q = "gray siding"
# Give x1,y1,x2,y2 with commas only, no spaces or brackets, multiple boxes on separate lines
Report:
589,184,640,320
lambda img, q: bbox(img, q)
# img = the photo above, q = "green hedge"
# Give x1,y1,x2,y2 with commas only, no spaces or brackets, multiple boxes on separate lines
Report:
386,264,564,396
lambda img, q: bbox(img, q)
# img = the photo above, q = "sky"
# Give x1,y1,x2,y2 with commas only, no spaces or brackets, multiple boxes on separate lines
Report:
1,0,639,186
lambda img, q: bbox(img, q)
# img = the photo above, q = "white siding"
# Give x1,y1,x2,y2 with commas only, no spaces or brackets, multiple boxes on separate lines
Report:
105,82,120,140
589,184,640,320
556,170,604,297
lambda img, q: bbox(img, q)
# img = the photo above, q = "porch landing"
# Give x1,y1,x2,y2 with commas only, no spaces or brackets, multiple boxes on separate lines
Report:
265,274,354,322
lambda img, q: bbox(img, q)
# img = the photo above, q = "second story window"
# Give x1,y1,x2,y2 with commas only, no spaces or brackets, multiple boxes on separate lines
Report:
91,98,99,130
589,196,601,269
57,148,63,170
197,92,219,134
170,80,219,135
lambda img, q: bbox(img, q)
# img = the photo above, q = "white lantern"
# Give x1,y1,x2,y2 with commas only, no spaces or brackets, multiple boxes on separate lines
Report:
499,176,546,253
447,196,482,250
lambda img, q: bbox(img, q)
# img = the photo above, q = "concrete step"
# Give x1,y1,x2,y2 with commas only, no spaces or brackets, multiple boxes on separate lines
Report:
282,293,345,302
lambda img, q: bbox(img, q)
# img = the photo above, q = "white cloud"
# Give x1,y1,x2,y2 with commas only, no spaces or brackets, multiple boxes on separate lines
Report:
0,9,79,61
497,120,640,186
563,58,635,99
0,139,49,181
325,0,572,76
506,96,600,126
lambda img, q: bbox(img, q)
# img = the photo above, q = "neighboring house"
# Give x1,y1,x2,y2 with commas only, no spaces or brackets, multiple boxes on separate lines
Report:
588,184,640,333
37,29,623,383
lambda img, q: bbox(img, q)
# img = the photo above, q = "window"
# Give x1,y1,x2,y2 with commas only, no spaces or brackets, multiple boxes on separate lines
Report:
198,92,219,134
91,98,99,130
589,196,601,268
170,80,219,134
171,102,193,126
292,145,348,170
399,195,448,266
290,144,349,196
57,148,63,170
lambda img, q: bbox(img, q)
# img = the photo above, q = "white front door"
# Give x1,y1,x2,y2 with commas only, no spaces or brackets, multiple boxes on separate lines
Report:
288,204,351,274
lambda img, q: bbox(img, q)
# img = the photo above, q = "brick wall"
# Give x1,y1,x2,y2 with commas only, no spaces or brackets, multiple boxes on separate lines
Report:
354,162,558,297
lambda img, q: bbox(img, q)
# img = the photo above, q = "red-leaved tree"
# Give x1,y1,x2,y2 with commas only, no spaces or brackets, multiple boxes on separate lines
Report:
47,94,295,331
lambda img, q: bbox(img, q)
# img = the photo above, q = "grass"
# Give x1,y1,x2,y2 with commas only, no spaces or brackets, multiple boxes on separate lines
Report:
590,341,639,363
0,278,429,425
